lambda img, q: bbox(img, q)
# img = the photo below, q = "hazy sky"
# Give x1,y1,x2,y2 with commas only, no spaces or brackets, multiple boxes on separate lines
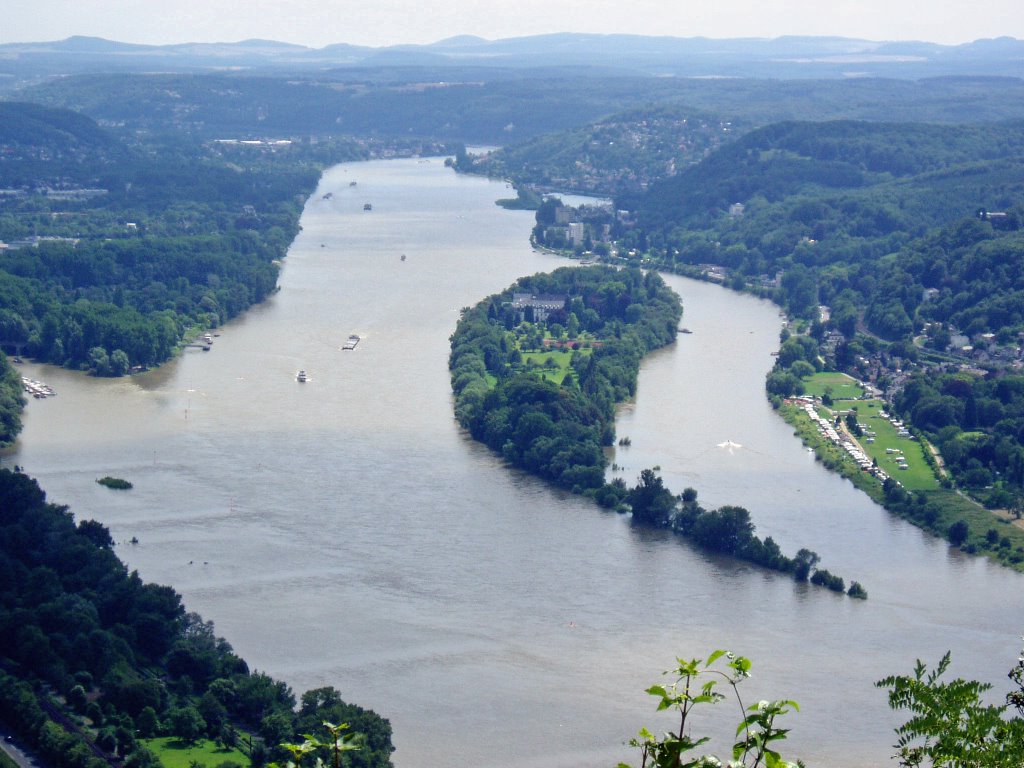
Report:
2,0,1021,48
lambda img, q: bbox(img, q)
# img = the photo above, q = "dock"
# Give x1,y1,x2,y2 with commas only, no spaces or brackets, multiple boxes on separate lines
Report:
185,332,214,351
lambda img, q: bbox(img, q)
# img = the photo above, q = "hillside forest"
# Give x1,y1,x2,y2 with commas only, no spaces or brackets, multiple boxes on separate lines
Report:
0,468,394,768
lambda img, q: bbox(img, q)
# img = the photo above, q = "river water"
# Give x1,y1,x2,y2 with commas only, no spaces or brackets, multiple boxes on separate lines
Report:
9,158,1024,768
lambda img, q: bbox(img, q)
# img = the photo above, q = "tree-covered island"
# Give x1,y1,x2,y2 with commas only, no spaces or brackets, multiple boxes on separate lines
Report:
480,115,1024,572
450,265,865,596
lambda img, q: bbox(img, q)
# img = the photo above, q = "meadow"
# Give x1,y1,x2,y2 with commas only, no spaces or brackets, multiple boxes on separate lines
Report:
141,738,249,768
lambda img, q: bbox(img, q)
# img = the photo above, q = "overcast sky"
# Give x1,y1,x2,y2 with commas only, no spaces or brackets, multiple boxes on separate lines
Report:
2,0,1021,48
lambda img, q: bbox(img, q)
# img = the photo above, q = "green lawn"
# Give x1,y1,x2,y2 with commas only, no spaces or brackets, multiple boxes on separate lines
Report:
788,396,941,492
851,401,940,491
802,371,865,400
476,346,586,388
798,370,940,490
781,405,1024,573
0,748,18,768
521,348,577,385
141,738,248,768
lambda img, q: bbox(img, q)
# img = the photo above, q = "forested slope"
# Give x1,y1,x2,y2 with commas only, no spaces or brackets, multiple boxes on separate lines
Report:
0,102,356,379
625,120,1024,325
0,468,393,768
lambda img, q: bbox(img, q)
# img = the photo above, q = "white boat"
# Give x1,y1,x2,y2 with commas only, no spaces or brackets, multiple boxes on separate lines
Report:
297,370,308,382
342,334,360,350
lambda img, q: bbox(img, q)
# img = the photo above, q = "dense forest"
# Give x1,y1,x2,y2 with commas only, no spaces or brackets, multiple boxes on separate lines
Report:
449,266,863,595
0,468,393,768
511,119,1024,343
18,72,1024,148
17,73,687,145
452,104,741,197
617,121,1024,339
451,79,1024,197
627,120,1024,271
0,353,25,446
896,371,1024,504
0,103,387,382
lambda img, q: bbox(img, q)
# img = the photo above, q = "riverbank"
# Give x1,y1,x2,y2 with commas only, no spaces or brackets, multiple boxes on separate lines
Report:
779,399,1024,571
14,157,1024,768
536,240,1024,572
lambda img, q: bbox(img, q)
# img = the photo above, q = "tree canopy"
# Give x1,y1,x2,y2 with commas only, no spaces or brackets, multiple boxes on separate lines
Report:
0,468,393,768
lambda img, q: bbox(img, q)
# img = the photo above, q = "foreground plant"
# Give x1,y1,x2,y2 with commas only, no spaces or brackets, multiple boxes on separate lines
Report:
620,651,799,768
877,646,1024,767
275,721,364,768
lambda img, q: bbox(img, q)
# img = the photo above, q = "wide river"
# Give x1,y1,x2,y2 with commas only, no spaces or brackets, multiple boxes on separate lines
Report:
9,158,1024,767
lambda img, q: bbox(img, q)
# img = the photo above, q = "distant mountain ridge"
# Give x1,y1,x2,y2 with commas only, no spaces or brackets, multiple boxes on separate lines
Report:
0,33,1022,82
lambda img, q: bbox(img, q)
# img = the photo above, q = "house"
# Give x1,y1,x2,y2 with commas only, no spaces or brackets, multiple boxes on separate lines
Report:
511,293,567,322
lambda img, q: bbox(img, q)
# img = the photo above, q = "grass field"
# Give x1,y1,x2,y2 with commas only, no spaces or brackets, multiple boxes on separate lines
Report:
521,348,576,385
141,738,248,768
0,748,18,768
802,371,865,400
848,400,940,491
781,397,1024,572
799,370,939,490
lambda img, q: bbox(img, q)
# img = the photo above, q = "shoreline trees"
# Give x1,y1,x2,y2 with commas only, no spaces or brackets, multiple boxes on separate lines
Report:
450,266,863,595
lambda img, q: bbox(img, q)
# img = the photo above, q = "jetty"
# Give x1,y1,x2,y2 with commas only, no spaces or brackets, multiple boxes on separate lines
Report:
185,332,214,351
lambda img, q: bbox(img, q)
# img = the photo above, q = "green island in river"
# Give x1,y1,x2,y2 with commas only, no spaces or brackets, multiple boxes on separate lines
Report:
457,113,1024,575
449,264,866,597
